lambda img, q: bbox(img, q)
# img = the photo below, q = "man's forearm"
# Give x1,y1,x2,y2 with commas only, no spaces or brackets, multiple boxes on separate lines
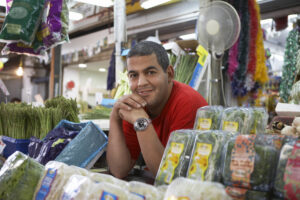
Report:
136,124,165,176
107,115,134,179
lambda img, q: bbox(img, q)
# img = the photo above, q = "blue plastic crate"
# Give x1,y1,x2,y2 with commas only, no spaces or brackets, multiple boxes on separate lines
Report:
2,136,30,158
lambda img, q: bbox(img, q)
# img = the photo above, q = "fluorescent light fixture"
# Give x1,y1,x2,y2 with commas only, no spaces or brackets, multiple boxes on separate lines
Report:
179,33,196,40
98,68,106,72
69,11,83,21
16,67,23,76
141,0,172,9
0,0,6,7
78,63,87,68
74,0,113,7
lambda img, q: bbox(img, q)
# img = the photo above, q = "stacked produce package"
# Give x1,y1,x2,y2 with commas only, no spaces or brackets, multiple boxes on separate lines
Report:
0,0,69,59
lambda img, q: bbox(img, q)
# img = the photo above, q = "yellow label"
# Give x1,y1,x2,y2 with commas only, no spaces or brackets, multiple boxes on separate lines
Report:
223,121,239,132
196,118,212,130
167,196,190,200
159,142,184,184
196,45,209,66
6,23,21,34
188,143,212,180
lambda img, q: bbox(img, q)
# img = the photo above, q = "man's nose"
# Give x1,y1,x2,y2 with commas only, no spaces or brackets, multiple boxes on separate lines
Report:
138,74,148,86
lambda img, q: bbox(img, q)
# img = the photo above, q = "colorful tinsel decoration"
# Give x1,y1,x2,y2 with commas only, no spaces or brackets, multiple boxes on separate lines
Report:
226,0,269,97
279,30,300,102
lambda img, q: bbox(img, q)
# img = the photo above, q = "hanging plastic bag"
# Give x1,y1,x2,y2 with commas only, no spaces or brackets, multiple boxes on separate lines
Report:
0,0,45,45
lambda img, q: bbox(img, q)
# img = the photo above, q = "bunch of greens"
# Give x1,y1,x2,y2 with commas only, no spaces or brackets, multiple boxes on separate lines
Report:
169,53,177,67
0,151,44,200
155,130,194,186
80,105,112,120
273,142,295,198
250,107,269,134
193,106,223,130
187,130,233,182
220,107,253,134
0,96,79,139
45,96,79,123
222,135,278,192
174,54,198,84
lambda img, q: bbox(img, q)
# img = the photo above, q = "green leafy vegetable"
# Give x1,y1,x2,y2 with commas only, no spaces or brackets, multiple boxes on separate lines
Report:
193,106,223,130
220,107,252,134
250,107,268,134
174,54,198,84
187,130,233,182
0,151,44,200
155,130,194,186
222,135,278,192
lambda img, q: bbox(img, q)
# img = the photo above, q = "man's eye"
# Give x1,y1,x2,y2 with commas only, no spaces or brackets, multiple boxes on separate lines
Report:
129,74,137,79
147,71,156,75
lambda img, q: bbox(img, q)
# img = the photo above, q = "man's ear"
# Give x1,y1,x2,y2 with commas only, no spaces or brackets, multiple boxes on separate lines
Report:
166,65,174,82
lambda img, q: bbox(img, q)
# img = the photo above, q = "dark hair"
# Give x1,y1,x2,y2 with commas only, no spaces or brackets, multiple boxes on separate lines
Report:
127,41,169,71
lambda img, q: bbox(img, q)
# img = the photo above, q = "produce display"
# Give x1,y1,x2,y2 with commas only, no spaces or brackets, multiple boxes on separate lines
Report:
193,106,223,130
155,130,195,186
163,177,231,200
187,130,234,182
225,186,270,200
220,107,253,134
34,161,89,200
174,54,198,84
61,175,94,200
222,135,278,192
0,96,79,139
289,80,300,104
250,107,268,134
0,151,44,200
89,172,129,190
129,181,161,200
273,142,295,198
80,105,112,120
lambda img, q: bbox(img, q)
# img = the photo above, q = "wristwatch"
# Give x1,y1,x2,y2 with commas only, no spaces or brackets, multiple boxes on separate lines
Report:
134,118,151,131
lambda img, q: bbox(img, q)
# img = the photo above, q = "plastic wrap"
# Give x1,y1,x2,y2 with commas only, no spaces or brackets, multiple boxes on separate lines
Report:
187,130,234,182
250,107,268,134
157,185,168,200
0,151,44,200
61,175,94,200
129,181,161,200
55,121,108,168
0,0,45,44
273,142,295,198
155,130,195,186
220,107,253,134
89,172,129,190
89,182,143,200
222,135,278,192
163,177,231,200
28,121,80,165
34,161,89,200
193,106,223,130
225,186,270,200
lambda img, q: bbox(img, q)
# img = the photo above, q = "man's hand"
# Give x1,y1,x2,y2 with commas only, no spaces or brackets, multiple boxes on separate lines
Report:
112,94,147,121
119,107,149,124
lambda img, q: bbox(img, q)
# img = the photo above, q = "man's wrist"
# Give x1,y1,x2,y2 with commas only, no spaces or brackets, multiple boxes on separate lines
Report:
134,118,152,131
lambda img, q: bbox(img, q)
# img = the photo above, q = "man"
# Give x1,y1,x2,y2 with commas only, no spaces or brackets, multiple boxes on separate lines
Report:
107,41,208,178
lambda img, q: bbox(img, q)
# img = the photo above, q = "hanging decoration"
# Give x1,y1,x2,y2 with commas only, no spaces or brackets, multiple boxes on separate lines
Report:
279,30,300,102
225,0,269,97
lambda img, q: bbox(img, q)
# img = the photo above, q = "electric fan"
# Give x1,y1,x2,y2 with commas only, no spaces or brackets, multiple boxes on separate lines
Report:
197,0,240,105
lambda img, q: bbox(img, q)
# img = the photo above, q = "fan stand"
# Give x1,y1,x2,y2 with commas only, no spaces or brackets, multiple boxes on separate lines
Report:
208,51,226,106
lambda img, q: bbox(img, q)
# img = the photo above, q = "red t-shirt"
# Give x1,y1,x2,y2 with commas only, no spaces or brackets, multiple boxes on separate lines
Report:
122,80,208,160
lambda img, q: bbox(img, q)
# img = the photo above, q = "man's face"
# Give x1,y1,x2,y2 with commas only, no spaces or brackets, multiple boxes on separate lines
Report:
127,53,173,109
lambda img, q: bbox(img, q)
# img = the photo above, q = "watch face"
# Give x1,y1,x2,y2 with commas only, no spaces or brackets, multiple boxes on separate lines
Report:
134,118,150,131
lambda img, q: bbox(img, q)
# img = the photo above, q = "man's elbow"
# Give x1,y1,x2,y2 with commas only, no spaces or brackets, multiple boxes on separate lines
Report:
109,168,128,179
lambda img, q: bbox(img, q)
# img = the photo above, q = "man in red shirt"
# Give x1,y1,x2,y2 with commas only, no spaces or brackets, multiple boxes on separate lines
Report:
107,41,208,178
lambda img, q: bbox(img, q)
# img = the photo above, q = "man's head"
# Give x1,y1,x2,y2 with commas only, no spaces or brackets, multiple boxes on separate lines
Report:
126,41,174,117
127,41,169,72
